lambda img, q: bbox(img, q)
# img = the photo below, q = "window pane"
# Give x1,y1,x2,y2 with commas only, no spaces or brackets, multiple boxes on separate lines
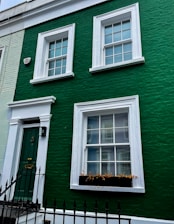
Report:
87,116,99,129
55,48,61,57
105,25,112,44
122,30,131,40
63,38,68,47
115,113,128,127
56,39,61,47
114,54,122,63
105,56,113,65
102,147,114,161
62,46,67,55
48,69,54,76
105,34,112,44
116,145,130,161
124,52,132,61
101,129,113,143
122,20,130,30
49,42,55,49
49,61,54,69
105,47,113,56
87,163,100,175
102,162,115,175
101,115,113,128
56,59,61,67
113,32,121,42
62,66,66,74
117,163,131,175
62,58,66,66
114,45,122,54
123,43,131,52
105,25,112,35
54,58,67,75
115,127,129,143
55,68,61,75
122,20,131,40
87,130,99,144
49,50,54,58
88,147,100,161
113,23,121,32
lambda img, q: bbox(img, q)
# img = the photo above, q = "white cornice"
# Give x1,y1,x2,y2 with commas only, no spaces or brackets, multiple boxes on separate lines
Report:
0,0,111,37
8,96,56,108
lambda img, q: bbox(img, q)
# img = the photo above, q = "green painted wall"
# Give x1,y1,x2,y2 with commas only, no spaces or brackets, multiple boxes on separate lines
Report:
14,0,174,220
0,30,24,171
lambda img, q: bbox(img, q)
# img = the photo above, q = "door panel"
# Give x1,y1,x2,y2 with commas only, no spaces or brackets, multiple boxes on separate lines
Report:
14,127,39,201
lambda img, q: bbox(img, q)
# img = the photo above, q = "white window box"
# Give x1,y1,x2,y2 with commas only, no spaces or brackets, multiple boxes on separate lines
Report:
30,24,75,84
89,3,145,73
70,95,145,193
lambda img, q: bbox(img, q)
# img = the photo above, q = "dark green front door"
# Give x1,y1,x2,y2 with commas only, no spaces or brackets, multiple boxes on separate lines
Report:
14,127,39,201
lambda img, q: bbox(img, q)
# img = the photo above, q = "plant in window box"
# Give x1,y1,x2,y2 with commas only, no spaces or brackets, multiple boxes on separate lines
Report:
79,174,137,187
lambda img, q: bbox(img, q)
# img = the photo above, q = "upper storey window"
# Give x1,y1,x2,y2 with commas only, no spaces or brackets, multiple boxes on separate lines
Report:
48,37,68,76
104,20,132,65
31,24,75,84
89,3,144,73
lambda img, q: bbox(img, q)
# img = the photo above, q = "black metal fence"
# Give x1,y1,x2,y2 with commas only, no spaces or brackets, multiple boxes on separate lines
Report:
0,199,131,224
0,172,131,224
40,200,131,224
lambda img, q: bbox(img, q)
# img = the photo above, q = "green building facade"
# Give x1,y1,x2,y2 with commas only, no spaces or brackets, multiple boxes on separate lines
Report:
1,0,174,223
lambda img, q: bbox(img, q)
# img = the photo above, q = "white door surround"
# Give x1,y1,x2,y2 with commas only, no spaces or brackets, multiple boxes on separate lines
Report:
0,96,56,204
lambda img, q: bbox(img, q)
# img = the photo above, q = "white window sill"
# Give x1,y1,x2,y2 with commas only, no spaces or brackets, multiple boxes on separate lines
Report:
70,184,145,193
30,72,74,84
89,57,145,73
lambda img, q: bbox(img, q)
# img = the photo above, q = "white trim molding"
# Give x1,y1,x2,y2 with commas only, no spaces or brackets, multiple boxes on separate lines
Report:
70,95,145,193
89,3,145,73
30,24,75,84
0,46,5,73
0,0,111,37
0,96,56,204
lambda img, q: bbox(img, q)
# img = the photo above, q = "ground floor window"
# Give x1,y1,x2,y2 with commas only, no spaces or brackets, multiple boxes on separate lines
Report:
86,111,130,176
70,95,145,193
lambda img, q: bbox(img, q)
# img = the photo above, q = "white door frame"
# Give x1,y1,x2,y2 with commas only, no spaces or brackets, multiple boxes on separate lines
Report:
0,96,56,205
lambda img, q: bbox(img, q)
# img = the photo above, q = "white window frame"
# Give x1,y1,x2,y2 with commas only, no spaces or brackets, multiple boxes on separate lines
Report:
70,95,145,193
89,3,145,73
0,46,5,73
30,24,75,84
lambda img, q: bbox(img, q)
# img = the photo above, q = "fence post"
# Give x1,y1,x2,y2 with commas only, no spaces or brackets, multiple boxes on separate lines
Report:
53,199,56,224
105,201,109,224
118,201,121,224
73,200,76,224
84,201,87,224
94,200,98,224
63,200,66,224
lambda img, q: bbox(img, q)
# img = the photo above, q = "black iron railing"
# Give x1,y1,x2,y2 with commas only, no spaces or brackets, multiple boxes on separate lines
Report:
0,199,131,224
0,169,41,223
0,174,22,198
0,170,131,224
40,200,131,224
